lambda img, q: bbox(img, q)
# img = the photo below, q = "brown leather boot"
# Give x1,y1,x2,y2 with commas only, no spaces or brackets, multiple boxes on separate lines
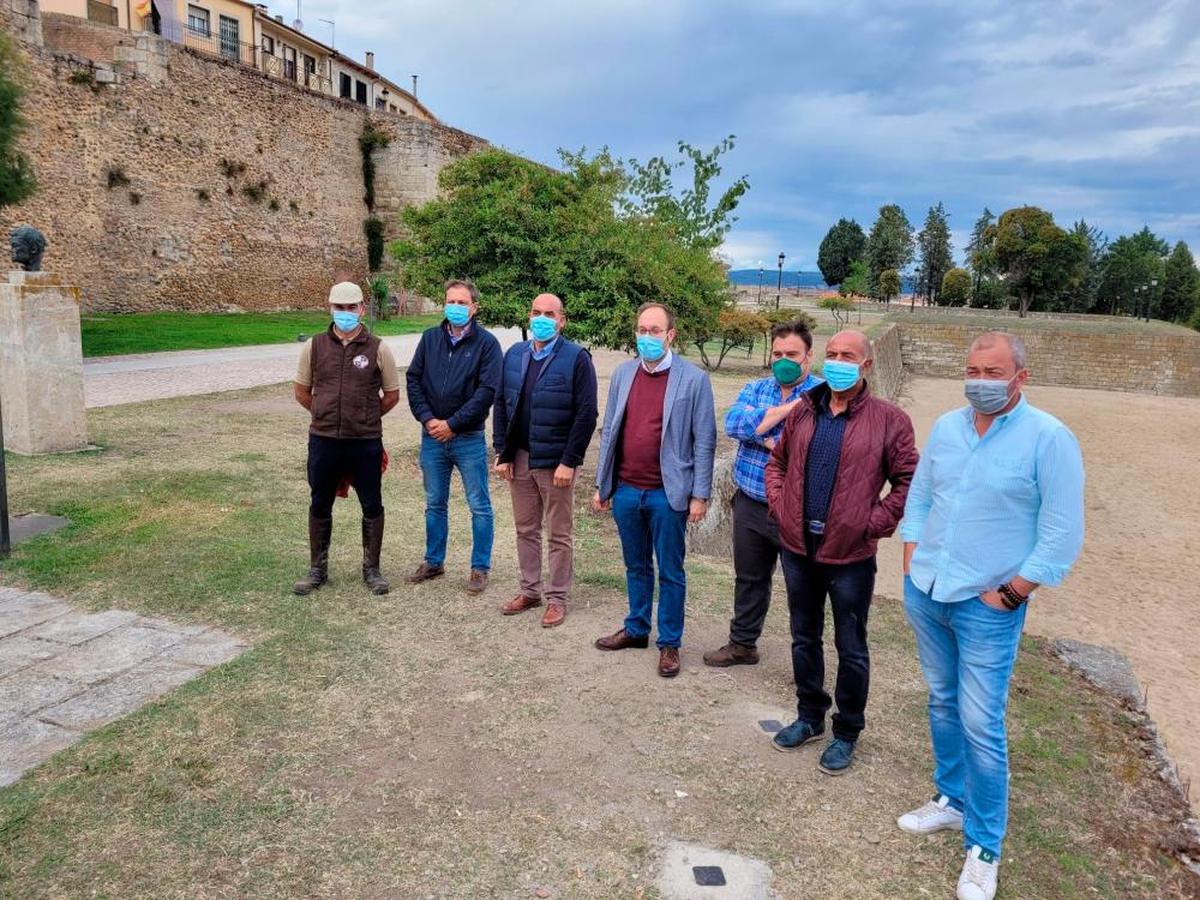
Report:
293,514,332,595
658,647,681,678
501,595,542,615
594,628,649,651
361,512,390,595
702,641,760,668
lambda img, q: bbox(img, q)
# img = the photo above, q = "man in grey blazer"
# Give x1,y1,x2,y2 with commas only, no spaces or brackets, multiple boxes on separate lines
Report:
591,302,717,677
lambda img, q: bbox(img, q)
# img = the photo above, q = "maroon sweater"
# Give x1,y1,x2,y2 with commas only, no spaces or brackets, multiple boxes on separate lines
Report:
617,366,670,489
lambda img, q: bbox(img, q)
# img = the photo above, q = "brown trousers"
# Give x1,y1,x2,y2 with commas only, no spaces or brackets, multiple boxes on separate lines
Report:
510,450,576,607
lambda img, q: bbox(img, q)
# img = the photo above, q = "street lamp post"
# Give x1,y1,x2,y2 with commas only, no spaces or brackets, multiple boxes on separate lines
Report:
775,252,786,309
0,390,10,559
1147,278,1158,322
757,267,764,304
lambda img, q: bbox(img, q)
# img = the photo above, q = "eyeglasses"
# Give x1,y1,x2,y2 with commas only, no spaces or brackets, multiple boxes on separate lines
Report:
636,327,668,337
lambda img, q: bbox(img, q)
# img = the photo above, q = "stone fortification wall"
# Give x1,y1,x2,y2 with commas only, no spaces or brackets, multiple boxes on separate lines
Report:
897,322,1200,397
0,7,486,312
865,323,904,401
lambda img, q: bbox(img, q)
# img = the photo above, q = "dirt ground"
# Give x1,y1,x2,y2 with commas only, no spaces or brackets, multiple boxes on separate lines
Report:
875,376,1200,800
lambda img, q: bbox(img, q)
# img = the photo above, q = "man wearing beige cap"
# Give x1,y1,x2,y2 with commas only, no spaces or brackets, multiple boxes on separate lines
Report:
292,282,401,596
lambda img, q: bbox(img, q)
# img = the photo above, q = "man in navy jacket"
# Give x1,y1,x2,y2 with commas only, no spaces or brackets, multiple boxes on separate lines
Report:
493,294,598,628
405,278,503,594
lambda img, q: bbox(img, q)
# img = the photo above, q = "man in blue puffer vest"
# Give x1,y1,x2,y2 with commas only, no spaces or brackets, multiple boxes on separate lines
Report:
493,293,599,628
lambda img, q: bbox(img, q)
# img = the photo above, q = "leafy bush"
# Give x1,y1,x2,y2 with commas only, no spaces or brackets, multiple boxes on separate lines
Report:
694,308,767,370
369,274,392,321
818,294,855,328
940,267,971,306
360,123,391,213
364,217,385,272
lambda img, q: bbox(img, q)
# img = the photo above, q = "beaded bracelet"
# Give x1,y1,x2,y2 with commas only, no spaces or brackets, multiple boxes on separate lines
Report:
998,583,1028,610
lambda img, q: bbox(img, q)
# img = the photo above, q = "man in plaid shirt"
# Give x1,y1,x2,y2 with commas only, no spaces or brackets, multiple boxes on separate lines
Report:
703,319,822,668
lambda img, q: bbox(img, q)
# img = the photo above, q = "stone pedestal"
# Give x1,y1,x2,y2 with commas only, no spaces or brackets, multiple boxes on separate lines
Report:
0,272,88,455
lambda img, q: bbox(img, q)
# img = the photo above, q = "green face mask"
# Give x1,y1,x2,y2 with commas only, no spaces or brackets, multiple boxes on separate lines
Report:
772,357,805,386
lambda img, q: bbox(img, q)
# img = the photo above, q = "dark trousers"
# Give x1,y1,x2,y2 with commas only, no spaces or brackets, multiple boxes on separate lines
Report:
307,434,384,519
780,540,876,741
729,490,782,647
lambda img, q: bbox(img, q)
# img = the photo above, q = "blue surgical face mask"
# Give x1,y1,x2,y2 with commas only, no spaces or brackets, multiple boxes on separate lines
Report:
964,375,1017,414
445,303,471,327
636,335,667,362
822,359,860,392
332,310,360,332
529,315,558,342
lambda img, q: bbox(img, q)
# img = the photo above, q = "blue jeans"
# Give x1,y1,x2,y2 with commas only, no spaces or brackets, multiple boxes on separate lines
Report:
611,484,688,648
419,431,493,572
903,575,1027,858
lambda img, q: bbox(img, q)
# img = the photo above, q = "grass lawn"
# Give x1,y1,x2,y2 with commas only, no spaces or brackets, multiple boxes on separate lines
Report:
80,311,443,358
0,375,1196,897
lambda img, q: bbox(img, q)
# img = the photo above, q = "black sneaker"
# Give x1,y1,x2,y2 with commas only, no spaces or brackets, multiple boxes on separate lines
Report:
818,738,857,775
772,719,824,752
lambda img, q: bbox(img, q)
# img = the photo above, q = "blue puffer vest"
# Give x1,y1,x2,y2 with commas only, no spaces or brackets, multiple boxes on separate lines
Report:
501,339,583,469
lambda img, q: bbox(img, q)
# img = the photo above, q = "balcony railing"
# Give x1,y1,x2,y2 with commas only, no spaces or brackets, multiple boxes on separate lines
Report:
87,0,119,26
303,69,332,94
142,19,258,68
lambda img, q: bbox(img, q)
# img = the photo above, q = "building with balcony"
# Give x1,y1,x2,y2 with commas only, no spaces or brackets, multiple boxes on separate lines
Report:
39,0,436,121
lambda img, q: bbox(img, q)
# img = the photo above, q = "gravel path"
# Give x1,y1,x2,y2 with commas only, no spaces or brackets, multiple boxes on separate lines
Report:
83,329,528,408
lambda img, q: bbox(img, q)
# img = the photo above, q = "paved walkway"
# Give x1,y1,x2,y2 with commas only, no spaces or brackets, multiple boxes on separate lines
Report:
0,587,246,785
84,328,527,408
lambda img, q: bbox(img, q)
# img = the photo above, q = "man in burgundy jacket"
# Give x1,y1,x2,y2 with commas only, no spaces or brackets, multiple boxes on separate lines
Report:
764,329,918,775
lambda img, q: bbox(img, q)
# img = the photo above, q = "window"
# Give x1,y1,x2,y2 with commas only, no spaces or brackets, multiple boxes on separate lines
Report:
218,15,239,62
187,4,210,37
355,79,368,105
283,45,297,80
262,35,275,55
375,97,387,110
339,72,352,99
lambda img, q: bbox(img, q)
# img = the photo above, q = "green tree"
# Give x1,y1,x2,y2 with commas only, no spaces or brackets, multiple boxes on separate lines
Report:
390,146,734,349
1097,227,1169,316
693,308,767,370
916,202,954,304
940,267,971,307
878,268,901,304
964,207,997,307
0,33,36,208
817,218,867,287
622,136,749,251
1160,241,1199,324
1056,220,1106,313
988,206,1086,317
865,204,915,300
818,294,855,329
838,259,870,297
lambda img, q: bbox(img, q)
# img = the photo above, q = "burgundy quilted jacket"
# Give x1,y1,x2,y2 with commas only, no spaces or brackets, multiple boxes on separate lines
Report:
764,382,918,564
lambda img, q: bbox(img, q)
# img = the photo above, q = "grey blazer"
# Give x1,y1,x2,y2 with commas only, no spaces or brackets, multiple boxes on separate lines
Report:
595,354,717,513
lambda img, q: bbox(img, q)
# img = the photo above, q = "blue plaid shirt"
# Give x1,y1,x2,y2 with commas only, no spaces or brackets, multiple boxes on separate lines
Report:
726,372,823,502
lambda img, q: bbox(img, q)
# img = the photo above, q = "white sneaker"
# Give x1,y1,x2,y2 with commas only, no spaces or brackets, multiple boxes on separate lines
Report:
896,795,964,835
957,845,999,900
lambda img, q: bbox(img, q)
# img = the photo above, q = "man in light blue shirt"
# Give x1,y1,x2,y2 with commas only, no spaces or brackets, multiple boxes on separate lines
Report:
896,331,1084,900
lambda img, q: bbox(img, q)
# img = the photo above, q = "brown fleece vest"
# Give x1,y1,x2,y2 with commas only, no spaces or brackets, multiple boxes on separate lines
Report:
309,326,384,439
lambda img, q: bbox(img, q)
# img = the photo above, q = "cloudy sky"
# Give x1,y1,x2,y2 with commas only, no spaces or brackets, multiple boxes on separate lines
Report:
285,0,1200,270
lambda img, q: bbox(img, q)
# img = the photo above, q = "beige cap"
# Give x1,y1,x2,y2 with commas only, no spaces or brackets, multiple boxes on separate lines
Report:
328,281,364,305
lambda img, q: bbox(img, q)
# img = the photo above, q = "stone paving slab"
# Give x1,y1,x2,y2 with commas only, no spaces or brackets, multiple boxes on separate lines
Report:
0,635,60,679
5,514,70,544
0,719,82,787
39,657,203,732
0,593,72,639
0,588,247,786
26,609,139,646
31,625,185,685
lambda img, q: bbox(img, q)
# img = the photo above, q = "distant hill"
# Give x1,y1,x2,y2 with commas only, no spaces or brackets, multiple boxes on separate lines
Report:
729,269,828,289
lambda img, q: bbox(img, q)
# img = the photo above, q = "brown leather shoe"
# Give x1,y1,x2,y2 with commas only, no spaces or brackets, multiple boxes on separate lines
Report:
501,594,542,616
467,569,489,594
541,604,566,628
703,641,760,668
594,628,650,651
405,562,445,584
658,647,681,678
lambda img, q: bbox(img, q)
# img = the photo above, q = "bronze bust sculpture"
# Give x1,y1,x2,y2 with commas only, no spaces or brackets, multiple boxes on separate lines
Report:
10,226,46,272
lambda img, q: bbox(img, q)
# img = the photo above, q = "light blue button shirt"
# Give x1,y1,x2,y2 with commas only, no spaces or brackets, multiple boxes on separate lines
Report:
530,335,559,361
901,395,1085,604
